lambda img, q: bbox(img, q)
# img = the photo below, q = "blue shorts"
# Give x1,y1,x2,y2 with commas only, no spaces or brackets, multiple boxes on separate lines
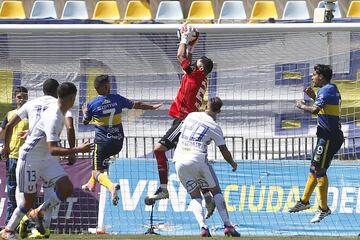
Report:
311,134,343,170
93,140,123,171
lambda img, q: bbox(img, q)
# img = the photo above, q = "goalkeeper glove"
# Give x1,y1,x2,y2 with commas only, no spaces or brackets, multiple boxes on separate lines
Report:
179,24,191,45
187,35,198,53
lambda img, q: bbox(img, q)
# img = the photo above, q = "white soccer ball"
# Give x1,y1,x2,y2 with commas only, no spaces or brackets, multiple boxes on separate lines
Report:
177,24,199,45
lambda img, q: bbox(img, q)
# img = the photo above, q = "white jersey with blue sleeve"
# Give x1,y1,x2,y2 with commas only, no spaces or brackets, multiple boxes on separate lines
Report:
17,105,67,194
17,95,72,130
173,112,225,163
19,104,65,161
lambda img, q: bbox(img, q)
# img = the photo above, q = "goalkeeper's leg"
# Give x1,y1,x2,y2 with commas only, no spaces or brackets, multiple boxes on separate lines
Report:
145,119,183,204
144,145,169,205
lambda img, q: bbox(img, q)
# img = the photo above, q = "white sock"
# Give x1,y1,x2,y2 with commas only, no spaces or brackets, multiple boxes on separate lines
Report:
38,191,62,213
6,205,27,231
214,193,231,226
15,187,24,206
189,198,206,229
160,184,167,190
43,187,54,228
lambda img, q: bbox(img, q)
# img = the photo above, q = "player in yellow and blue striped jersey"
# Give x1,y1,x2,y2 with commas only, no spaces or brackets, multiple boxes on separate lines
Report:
289,64,344,223
81,75,161,205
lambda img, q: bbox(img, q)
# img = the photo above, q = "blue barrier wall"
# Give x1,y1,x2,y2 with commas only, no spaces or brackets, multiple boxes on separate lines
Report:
102,159,360,236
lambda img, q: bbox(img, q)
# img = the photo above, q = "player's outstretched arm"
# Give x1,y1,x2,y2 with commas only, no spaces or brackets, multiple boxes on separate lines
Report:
177,24,191,63
65,116,76,165
295,100,320,114
133,101,162,110
48,141,93,156
177,41,188,63
219,145,237,171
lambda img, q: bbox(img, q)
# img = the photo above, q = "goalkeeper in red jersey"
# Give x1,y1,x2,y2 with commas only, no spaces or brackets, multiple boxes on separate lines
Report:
145,24,214,213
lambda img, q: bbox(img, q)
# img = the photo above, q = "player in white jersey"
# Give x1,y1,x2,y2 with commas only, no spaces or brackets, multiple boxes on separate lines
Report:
0,82,92,240
173,97,240,237
1,79,75,239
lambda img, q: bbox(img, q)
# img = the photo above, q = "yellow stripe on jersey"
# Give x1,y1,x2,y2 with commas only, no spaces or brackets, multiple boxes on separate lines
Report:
318,104,340,116
92,113,122,126
321,140,330,169
94,143,98,170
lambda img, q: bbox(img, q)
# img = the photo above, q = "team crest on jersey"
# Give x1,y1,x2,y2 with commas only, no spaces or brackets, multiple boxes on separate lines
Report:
102,99,111,105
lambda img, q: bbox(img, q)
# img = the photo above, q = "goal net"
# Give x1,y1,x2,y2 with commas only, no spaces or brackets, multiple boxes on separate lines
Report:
0,24,359,236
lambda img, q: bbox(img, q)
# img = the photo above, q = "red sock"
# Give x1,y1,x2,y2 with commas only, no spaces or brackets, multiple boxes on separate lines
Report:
154,150,168,185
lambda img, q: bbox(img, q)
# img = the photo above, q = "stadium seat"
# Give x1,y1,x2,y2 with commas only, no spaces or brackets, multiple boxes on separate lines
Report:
282,1,309,20
155,1,183,23
123,0,152,23
0,1,26,19
93,1,120,20
187,1,215,23
318,1,342,18
61,1,89,19
347,1,360,18
250,1,278,23
218,1,247,23
30,1,57,19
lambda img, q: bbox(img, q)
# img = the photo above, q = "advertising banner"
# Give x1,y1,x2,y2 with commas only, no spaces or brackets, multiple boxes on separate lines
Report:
102,159,360,236
0,159,99,232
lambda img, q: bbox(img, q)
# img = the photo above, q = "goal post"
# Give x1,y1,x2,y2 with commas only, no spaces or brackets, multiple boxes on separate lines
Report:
0,23,359,236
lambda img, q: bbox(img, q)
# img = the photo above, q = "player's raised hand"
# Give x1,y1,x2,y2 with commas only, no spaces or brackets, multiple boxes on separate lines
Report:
178,23,190,45
295,99,305,109
1,145,10,159
76,141,94,153
151,103,163,110
304,87,316,100
82,102,88,115
18,130,29,140
66,154,76,165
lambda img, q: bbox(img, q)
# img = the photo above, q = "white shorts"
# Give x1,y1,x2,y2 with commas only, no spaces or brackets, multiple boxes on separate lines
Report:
16,157,67,194
175,160,219,194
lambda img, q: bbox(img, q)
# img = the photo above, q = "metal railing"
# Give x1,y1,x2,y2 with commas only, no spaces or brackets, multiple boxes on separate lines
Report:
62,135,360,161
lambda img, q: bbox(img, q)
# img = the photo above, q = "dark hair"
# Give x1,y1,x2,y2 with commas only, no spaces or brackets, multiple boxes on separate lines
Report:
209,97,223,113
314,64,332,82
57,82,77,99
14,86,28,95
94,75,110,89
43,78,59,96
200,56,213,75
